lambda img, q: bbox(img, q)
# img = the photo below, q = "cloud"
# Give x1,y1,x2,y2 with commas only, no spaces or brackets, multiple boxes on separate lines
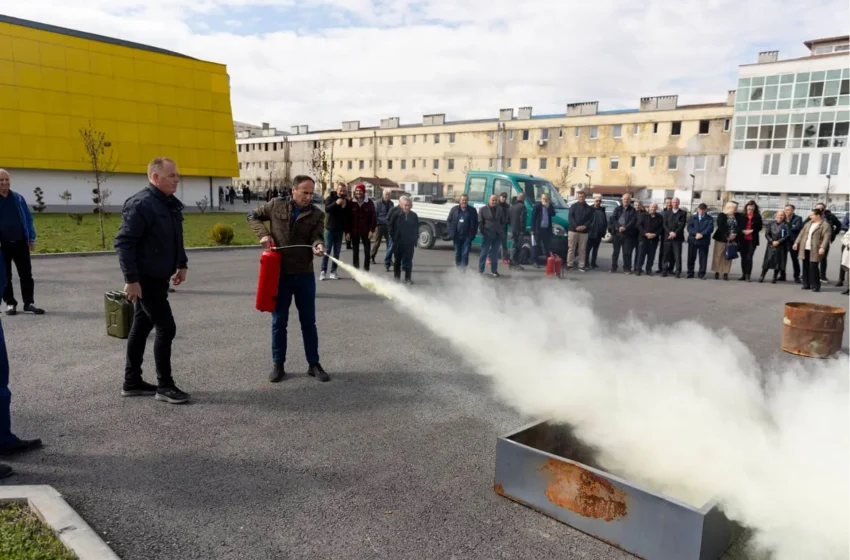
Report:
4,0,847,130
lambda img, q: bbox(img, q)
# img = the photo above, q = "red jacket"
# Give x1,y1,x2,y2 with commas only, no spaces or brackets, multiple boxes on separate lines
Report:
350,198,377,237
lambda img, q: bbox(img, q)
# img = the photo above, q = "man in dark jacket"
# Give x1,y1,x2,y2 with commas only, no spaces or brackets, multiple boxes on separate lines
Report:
320,183,351,280
248,175,328,383
686,203,714,279
585,194,607,269
113,157,190,404
662,197,687,277
478,194,504,277
371,189,393,265
0,169,44,316
567,190,593,271
636,202,664,276
508,193,527,270
531,194,555,268
657,198,672,273
497,192,511,263
388,196,418,284
242,185,251,205
781,204,803,283
608,193,638,273
349,184,376,271
447,194,479,270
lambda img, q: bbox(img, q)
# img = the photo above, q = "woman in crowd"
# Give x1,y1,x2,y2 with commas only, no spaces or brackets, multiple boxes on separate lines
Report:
792,208,832,292
841,228,850,296
759,210,790,284
711,201,739,281
736,199,763,282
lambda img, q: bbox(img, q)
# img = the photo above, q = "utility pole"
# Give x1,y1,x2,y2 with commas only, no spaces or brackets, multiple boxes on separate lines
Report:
689,173,696,210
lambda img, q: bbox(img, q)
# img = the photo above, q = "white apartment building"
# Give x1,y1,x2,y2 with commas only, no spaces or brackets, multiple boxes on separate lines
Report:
726,36,850,209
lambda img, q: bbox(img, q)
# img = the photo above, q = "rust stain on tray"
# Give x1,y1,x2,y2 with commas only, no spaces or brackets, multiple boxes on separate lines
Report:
493,484,505,496
540,459,627,521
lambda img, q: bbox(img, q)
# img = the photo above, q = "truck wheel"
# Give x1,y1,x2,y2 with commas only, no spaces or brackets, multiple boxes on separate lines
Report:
418,223,436,249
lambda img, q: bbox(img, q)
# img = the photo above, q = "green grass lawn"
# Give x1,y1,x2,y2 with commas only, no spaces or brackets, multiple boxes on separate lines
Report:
32,212,259,254
0,503,78,560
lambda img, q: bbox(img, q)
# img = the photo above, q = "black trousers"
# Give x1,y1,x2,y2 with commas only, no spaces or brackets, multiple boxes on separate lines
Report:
739,239,756,276
586,237,602,267
611,235,636,271
656,238,666,271
687,243,709,277
663,239,683,273
500,228,509,261
784,250,800,280
392,242,415,280
510,232,523,264
637,237,659,273
1,240,34,307
350,234,371,271
820,243,832,279
534,230,552,264
839,246,847,284
802,251,821,291
125,277,177,388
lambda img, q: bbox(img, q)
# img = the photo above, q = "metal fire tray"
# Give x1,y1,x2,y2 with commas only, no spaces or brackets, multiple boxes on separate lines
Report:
494,421,742,560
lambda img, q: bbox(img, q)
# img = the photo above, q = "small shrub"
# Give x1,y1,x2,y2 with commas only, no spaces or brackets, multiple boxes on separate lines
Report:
209,223,235,245
32,187,46,213
68,213,84,225
195,195,209,213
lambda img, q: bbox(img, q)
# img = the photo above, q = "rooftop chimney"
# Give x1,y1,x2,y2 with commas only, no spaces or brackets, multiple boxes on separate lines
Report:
342,120,360,131
639,95,679,112
380,117,400,129
499,108,514,121
517,106,533,120
727,90,736,106
423,113,446,126
290,125,308,134
758,50,779,63
566,101,599,117
262,122,269,130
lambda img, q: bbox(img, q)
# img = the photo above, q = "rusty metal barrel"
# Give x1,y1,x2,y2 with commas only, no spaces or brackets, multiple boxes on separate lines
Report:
781,302,846,358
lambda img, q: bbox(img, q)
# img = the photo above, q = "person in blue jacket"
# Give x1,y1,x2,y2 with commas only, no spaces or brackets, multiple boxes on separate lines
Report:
0,247,43,479
686,203,714,279
446,194,479,270
0,169,44,315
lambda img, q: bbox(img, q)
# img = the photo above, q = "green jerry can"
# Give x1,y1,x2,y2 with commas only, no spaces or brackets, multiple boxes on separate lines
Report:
104,291,135,339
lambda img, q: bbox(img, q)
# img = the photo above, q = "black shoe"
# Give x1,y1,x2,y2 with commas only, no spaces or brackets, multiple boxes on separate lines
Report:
676,272,682,279
635,271,642,276
821,276,829,283
771,277,777,284
308,363,330,382
723,274,729,281
23,304,45,315
698,274,705,280
842,289,849,295
385,265,391,272
611,268,618,274
490,272,500,278
155,386,190,404
812,287,821,293
404,278,413,285
0,463,12,479
121,380,158,397
686,273,694,279
269,363,286,383
738,275,747,281
5,305,15,316
591,264,599,269
802,285,811,290
835,281,844,287
371,258,377,265
794,277,801,284
661,271,668,278
0,437,43,457
715,272,720,280
758,273,766,283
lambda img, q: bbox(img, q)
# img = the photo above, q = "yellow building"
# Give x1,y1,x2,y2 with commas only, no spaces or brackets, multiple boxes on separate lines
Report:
0,15,238,211
236,97,734,206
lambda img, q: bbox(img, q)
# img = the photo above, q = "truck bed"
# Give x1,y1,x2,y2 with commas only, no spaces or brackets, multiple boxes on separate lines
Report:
410,200,457,223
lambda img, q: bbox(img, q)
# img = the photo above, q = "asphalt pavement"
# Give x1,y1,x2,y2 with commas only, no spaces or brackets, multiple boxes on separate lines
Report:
0,239,846,560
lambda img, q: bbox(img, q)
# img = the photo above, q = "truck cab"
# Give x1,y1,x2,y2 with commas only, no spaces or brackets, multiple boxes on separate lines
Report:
464,171,570,259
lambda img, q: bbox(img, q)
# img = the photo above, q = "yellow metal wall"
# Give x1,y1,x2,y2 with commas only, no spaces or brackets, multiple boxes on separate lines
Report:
0,21,238,177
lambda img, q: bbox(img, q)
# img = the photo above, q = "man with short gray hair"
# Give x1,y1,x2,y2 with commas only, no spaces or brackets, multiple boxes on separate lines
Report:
114,157,190,404
388,195,418,284
0,169,43,315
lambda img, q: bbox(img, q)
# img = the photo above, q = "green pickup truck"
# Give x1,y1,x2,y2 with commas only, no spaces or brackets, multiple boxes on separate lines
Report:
411,171,570,263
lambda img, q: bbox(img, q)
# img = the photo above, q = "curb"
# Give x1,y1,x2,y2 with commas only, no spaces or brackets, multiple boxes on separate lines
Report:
31,245,259,259
0,484,121,560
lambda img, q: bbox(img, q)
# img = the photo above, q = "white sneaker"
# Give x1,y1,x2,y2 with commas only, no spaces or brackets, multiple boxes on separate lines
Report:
319,271,327,281
329,272,339,280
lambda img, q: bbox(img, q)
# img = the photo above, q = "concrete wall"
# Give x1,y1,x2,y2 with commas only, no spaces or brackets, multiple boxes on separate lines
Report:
4,168,228,212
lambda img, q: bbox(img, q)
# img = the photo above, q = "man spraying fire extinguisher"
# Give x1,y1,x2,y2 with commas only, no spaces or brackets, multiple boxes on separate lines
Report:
247,175,329,383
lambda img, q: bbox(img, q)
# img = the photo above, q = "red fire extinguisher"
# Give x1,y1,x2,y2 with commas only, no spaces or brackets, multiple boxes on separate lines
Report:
553,253,563,278
255,243,282,312
546,253,556,277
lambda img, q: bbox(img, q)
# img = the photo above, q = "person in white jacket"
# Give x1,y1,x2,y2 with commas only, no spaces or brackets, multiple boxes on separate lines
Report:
841,230,849,295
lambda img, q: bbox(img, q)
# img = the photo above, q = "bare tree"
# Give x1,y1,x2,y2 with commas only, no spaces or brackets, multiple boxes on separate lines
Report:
309,143,329,196
79,121,116,249
555,164,574,196
462,154,476,174
624,172,635,196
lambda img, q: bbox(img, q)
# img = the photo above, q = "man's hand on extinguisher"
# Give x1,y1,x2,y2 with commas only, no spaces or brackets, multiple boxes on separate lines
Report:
313,243,325,256
260,235,273,249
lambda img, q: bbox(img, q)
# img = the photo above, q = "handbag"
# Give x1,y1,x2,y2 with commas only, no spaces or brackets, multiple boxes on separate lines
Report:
724,242,739,260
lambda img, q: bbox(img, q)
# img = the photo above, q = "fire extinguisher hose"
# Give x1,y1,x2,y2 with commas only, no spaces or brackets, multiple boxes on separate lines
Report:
270,244,326,255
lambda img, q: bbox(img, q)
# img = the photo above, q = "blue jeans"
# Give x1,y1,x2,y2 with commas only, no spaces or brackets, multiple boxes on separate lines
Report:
271,273,319,366
384,237,411,269
0,317,15,446
454,237,472,269
479,235,500,274
321,230,344,273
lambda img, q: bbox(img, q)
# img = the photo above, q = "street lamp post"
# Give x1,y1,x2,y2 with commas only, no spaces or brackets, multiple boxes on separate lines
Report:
826,174,832,203
689,173,696,211
585,173,591,195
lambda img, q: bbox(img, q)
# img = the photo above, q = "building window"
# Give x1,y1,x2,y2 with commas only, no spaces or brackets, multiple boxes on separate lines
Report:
379,160,383,168
412,160,416,168
590,126,599,139
449,133,456,143
668,155,678,170
506,158,512,168
359,160,364,170
558,128,564,138
698,120,710,135
539,158,547,170
556,157,562,168
649,156,656,168
401,136,407,145
448,159,455,170
587,157,597,171
630,156,636,168
575,127,580,137
720,155,727,168
522,130,530,141
571,157,577,168
671,121,682,136
434,134,440,144
612,124,622,138
347,160,352,170
694,155,706,171
520,158,528,170
401,160,407,170
609,156,620,170
762,153,781,175
652,123,659,135
789,153,809,175
433,159,439,169
388,136,394,146
264,161,269,170
508,130,514,140
820,152,841,175
412,135,416,144
633,123,639,135
488,158,494,168
723,119,731,132
422,159,426,168
541,128,549,140
273,143,278,151
489,131,496,141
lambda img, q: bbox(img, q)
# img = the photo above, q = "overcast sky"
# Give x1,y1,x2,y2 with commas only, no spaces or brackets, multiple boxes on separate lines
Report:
4,0,848,131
